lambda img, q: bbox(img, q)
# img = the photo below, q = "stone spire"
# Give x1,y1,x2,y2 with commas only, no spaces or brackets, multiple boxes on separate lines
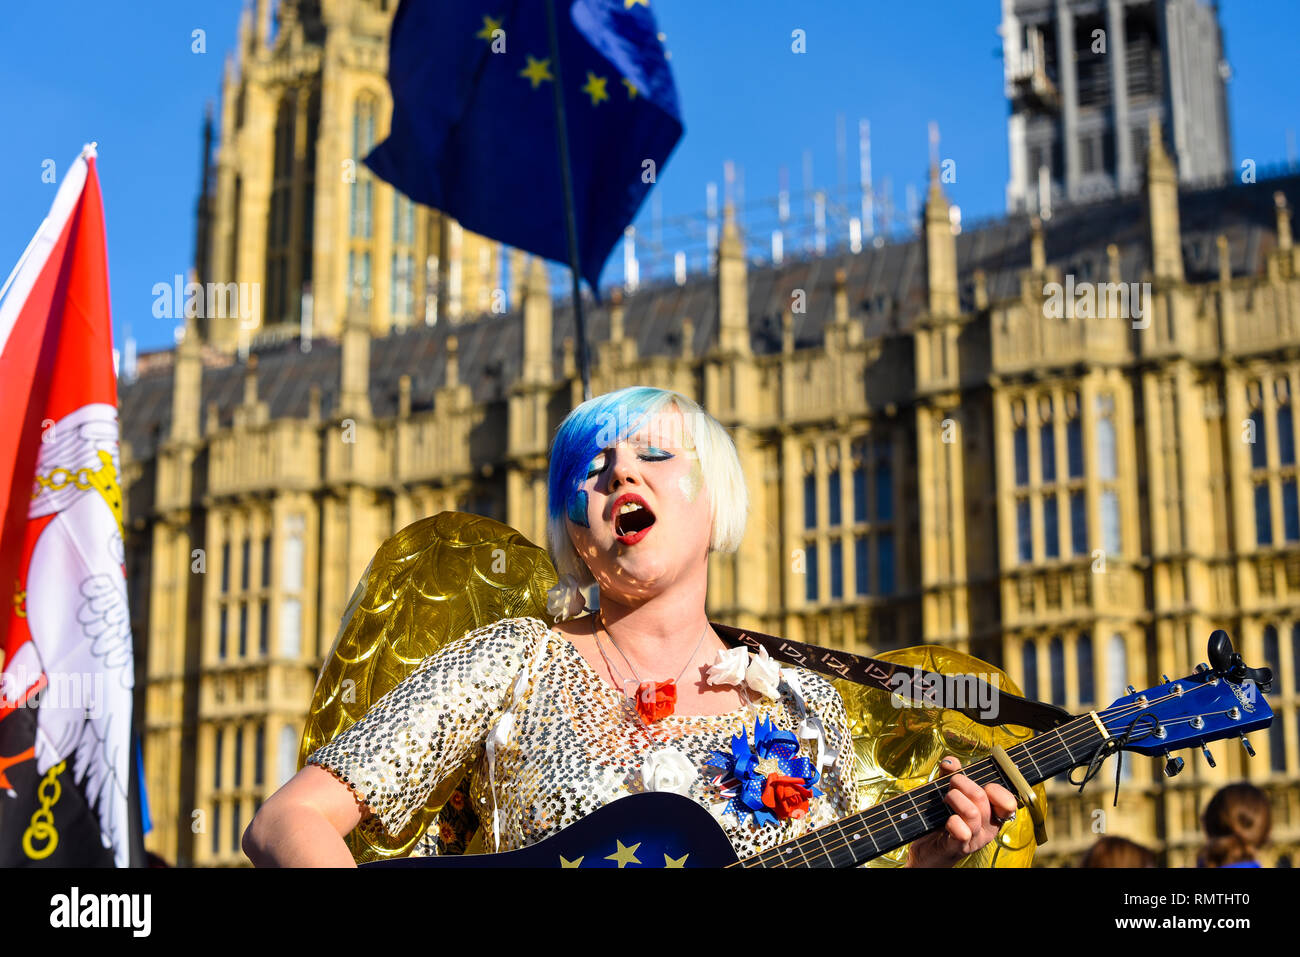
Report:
521,256,551,386
1145,115,1184,282
339,289,372,419
170,319,202,444
924,169,959,317
716,203,751,355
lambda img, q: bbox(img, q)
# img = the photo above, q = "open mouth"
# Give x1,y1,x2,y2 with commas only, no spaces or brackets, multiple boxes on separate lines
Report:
612,494,657,539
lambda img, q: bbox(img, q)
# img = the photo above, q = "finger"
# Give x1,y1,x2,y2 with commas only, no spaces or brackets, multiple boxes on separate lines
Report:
948,772,992,822
940,755,961,774
945,784,985,836
986,783,1018,819
946,812,973,846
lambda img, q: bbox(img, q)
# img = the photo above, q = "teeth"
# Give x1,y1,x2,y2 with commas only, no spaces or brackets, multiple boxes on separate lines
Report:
617,502,645,515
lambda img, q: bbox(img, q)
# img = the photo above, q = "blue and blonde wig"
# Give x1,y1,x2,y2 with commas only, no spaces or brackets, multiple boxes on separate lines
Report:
546,386,749,587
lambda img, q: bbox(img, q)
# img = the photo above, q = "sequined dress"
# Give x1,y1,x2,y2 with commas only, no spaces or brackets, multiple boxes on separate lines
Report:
306,616,863,863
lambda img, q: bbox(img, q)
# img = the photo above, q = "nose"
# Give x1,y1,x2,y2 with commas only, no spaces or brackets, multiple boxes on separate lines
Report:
607,446,642,491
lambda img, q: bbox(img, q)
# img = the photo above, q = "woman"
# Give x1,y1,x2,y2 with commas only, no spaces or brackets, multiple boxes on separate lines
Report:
1198,783,1271,868
243,386,1017,867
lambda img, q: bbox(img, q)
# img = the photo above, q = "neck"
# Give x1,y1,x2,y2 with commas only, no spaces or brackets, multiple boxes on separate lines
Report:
595,576,716,669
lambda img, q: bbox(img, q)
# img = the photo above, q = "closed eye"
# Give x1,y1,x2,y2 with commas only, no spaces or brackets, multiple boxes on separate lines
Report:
586,449,674,477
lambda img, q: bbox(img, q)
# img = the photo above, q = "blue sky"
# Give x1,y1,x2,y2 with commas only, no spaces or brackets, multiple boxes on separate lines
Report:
0,1,1296,355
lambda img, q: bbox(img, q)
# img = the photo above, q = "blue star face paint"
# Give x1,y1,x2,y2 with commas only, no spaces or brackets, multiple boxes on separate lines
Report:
567,488,589,527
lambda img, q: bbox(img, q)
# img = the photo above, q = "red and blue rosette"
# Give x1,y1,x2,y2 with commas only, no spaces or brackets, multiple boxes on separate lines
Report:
704,716,823,827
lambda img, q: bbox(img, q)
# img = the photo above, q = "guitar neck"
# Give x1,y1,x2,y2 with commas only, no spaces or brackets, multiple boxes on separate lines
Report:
736,713,1106,868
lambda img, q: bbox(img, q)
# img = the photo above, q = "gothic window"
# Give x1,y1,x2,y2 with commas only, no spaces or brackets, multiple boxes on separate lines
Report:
829,540,843,600
827,466,842,528
391,192,417,326
233,727,243,788
265,96,295,326
1014,426,1029,486
279,727,299,789
214,727,223,789
1022,642,1039,702
1070,489,1087,556
1263,625,1284,772
254,724,265,787
1049,636,1066,706
1076,632,1095,705
1044,496,1060,559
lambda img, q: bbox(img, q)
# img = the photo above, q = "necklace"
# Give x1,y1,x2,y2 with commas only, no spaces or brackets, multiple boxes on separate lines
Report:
591,610,710,724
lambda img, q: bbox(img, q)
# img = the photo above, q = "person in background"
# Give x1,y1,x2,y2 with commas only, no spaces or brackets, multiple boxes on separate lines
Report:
1079,835,1156,867
1198,782,1271,868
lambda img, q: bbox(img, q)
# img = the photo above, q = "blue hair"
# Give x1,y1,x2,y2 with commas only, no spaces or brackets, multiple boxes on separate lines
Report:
547,386,668,530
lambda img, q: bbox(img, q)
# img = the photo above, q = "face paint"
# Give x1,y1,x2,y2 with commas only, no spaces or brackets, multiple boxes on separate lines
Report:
567,488,589,527
677,456,704,503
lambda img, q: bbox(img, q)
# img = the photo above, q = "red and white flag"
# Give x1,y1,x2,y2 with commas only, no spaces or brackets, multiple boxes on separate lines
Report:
0,146,139,866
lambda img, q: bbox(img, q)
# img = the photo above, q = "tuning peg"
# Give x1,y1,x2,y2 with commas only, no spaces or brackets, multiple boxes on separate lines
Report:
1126,685,1137,695
1200,744,1216,768
1240,735,1256,758
1161,674,1171,683
1195,663,1210,674
1163,752,1184,777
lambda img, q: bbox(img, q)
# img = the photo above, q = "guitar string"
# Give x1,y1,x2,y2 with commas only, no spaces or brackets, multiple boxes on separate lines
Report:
740,681,1228,868
734,680,1233,868
747,683,1222,868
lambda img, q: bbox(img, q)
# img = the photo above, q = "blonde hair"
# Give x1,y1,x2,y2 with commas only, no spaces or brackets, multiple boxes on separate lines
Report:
545,386,749,587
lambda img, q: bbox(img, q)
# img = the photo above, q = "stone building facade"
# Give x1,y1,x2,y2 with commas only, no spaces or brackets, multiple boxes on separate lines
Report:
118,0,1300,868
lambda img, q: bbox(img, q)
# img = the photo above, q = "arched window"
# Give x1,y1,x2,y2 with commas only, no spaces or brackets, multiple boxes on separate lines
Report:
1049,635,1066,706
266,96,295,325
1021,642,1039,702
1014,426,1029,486
213,726,223,789
1264,626,1285,773
278,726,299,789
350,96,377,240
1076,632,1094,705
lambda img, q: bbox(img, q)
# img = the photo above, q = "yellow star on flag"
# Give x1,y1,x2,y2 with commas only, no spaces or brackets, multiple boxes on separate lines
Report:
475,15,503,42
582,71,609,106
622,77,638,100
663,852,689,868
519,56,553,89
605,839,641,867
559,854,584,868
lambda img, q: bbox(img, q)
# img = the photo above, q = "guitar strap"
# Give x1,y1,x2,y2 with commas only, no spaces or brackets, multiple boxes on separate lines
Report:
709,621,1071,734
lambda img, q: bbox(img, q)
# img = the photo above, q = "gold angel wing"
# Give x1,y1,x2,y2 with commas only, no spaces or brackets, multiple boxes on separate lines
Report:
835,645,1047,868
297,511,559,863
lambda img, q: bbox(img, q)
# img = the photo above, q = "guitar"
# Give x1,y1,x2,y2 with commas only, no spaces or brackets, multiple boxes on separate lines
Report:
362,631,1273,868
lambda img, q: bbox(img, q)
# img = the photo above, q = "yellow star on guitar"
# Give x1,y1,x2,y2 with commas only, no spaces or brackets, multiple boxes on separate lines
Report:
625,0,649,8
622,77,638,100
475,15,503,42
605,839,641,867
519,56,553,89
559,854,583,868
582,71,609,106
663,852,689,868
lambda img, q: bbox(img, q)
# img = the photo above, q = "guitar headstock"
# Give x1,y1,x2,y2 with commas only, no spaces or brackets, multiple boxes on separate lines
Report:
1099,631,1274,775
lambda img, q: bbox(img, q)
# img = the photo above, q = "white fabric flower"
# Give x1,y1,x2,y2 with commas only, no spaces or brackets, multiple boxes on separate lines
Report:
640,748,697,797
745,645,782,700
546,574,587,622
706,646,750,687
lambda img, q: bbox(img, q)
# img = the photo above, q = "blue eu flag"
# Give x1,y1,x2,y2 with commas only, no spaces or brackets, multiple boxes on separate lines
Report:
366,0,684,291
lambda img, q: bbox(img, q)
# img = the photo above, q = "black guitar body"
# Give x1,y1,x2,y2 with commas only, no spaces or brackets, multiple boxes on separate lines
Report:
362,792,742,868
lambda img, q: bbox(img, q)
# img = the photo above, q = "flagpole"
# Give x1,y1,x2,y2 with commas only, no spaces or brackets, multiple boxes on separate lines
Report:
543,0,593,402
